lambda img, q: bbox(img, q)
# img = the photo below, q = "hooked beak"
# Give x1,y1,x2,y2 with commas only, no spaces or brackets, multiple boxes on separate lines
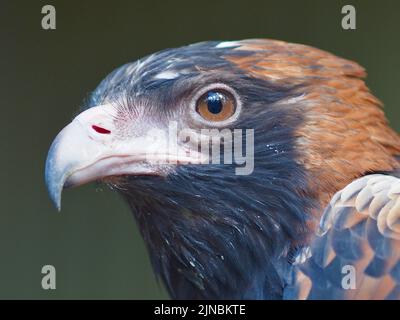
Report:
45,104,207,211
45,104,126,210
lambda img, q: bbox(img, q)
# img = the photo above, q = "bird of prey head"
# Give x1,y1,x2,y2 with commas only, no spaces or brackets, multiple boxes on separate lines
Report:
45,39,400,299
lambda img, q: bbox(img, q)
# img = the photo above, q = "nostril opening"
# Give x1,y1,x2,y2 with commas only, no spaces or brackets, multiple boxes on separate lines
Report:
92,125,111,134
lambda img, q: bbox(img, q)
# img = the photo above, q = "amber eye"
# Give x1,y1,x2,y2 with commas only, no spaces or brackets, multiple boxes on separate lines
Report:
196,90,236,122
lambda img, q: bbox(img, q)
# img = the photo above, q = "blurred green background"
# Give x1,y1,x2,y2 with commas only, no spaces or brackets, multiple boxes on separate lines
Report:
0,0,399,299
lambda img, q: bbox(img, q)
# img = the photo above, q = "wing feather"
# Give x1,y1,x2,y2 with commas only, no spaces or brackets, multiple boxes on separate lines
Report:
285,174,400,299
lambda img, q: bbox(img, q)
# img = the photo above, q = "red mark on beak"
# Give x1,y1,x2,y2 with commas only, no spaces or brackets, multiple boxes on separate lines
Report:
92,125,111,134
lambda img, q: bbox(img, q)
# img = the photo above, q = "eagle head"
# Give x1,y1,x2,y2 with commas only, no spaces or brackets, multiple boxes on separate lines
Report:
45,40,400,299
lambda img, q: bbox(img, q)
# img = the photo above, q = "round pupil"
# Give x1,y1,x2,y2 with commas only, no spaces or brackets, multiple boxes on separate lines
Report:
206,91,224,114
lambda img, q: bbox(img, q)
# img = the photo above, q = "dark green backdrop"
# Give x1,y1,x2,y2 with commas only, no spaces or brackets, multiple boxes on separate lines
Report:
1,0,399,299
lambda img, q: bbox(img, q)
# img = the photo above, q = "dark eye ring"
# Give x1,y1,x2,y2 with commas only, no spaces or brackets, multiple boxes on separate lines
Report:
196,89,236,122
